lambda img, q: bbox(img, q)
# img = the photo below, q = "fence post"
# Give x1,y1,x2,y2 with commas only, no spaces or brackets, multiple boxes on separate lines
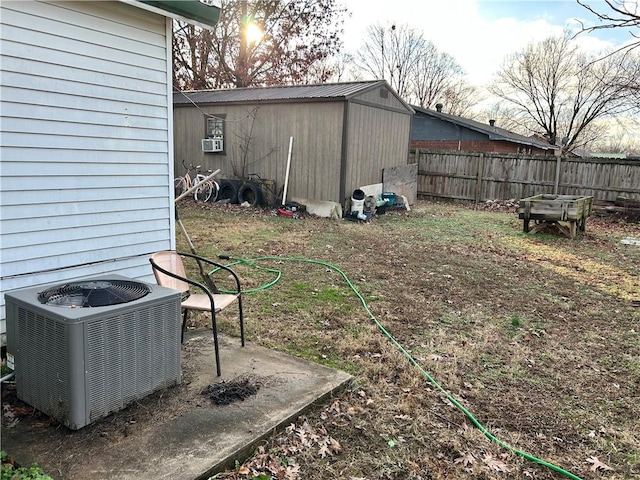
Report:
475,153,485,203
554,156,562,194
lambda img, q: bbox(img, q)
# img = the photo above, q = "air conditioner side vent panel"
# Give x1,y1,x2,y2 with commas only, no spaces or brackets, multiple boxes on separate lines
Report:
5,275,181,430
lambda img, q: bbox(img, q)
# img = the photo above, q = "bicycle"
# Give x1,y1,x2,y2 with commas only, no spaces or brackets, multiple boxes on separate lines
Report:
175,160,220,203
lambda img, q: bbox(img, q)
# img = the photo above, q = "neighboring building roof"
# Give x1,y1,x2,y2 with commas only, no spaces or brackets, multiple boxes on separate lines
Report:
411,104,557,152
174,80,414,113
129,1,220,29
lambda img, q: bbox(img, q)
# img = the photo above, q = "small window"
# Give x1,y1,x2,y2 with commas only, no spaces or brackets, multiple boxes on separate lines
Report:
206,115,224,140
203,115,225,153
379,88,388,99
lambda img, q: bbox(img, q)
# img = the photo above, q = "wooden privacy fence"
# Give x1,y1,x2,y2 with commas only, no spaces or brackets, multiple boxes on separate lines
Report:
410,149,640,203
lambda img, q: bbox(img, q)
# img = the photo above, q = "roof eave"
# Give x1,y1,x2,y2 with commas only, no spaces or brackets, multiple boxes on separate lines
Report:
123,0,220,30
486,134,555,150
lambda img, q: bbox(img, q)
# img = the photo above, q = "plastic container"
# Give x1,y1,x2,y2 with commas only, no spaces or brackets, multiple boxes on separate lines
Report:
382,192,396,206
351,189,365,214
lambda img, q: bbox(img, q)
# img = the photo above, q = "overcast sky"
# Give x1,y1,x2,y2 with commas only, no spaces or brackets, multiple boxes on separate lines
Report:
340,0,636,86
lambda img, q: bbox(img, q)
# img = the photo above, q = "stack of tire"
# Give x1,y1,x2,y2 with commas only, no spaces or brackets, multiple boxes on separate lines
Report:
218,180,264,207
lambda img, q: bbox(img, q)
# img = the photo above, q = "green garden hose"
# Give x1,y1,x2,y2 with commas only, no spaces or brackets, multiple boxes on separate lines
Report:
211,255,583,480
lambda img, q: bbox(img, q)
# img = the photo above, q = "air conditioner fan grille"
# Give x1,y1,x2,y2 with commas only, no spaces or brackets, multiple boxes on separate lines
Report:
38,280,151,308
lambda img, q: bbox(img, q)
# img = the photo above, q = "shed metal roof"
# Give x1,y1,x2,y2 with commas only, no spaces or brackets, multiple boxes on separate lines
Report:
174,80,413,113
412,105,557,151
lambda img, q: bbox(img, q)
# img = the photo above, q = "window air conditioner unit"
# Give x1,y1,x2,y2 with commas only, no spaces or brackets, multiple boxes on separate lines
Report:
202,138,223,152
4,274,181,430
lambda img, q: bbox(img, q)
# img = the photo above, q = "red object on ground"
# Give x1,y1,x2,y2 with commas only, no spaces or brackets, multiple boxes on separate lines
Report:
277,208,294,217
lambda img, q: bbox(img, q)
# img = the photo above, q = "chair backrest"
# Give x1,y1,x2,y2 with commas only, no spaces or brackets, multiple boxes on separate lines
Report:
150,251,190,293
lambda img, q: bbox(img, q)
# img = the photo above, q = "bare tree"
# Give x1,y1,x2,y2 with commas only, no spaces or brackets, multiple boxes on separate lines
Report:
577,0,640,51
480,103,531,133
299,52,355,84
591,127,640,154
439,81,481,117
353,23,477,112
228,107,279,178
354,23,424,98
411,43,462,108
489,34,636,153
173,0,346,90
576,1,640,106
173,24,217,90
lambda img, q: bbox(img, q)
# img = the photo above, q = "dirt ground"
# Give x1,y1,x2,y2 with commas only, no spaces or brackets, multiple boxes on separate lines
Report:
179,199,638,480
5,198,639,480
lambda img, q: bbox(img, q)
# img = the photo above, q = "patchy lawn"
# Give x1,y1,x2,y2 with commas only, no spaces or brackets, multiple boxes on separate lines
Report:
177,199,639,480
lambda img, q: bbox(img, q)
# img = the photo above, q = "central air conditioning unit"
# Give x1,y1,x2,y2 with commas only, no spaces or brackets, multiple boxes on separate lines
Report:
202,138,223,152
4,274,181,430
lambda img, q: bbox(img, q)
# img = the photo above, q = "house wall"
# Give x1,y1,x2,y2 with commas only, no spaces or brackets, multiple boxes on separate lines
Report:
411,139,550,155
174,101,345,202
412,114,486,141
410,113,552,155
0,0,175,334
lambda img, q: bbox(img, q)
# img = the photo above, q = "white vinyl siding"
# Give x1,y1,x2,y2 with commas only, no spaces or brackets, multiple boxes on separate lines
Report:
0,1,176,334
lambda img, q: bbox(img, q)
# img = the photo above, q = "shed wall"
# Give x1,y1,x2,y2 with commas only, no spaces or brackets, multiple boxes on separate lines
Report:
344,103,412,200
0,0,175,332
173,101,345,202
355,85,410,112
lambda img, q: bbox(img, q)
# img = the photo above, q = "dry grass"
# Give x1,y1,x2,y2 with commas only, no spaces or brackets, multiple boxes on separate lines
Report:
177,199,640,480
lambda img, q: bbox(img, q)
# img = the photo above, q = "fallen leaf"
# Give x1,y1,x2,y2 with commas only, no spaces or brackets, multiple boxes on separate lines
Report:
318,443,331,458
482,454,511,472
586,456,613,472
454,452,475,467
238,465,250,475
329,437,342,454
328,399,341,415
393,414,412,421
285,464,300,479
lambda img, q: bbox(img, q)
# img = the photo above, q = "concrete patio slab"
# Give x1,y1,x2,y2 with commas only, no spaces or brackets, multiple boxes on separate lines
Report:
1,331,352,480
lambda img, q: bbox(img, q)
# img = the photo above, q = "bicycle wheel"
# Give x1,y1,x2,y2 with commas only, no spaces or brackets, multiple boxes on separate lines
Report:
174,177,187,199
194,181,213,202
209,180,220,202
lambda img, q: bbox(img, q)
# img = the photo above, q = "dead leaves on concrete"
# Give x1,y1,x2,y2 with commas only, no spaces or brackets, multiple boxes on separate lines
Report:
229,416,342,480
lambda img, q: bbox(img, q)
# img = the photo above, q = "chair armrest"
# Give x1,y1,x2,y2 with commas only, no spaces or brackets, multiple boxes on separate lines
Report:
177,251,242,294
149,257,216,309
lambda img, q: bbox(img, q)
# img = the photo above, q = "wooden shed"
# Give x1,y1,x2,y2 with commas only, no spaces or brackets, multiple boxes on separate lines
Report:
173,80,414,205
